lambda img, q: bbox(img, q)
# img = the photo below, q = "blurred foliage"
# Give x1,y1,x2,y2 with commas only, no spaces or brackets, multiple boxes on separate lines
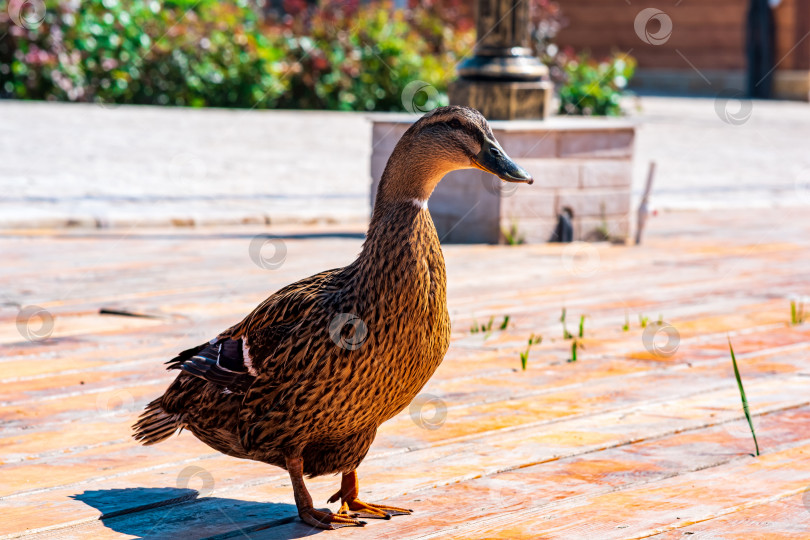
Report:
0,0,634,114
528,0,636,117
555,52,636,116
529,0,565,58
0,0,474,110
270,0,473,110
0,0,286,106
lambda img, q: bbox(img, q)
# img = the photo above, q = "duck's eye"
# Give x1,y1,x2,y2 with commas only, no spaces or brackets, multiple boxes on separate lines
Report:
447,119,464,130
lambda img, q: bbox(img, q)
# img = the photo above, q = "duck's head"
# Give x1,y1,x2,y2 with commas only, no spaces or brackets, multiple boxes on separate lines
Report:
377,106,533,204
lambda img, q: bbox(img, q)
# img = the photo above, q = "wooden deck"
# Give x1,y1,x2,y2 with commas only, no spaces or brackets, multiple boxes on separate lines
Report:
2,207,810,539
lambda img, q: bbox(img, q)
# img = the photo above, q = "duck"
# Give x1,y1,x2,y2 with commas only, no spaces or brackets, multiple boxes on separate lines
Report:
133,105,533,530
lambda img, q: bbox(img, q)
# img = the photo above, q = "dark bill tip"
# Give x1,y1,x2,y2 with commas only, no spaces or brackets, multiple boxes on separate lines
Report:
501,165,533,184
473,139,533,184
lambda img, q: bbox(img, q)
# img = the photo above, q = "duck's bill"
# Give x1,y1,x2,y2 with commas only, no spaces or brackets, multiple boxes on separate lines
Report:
472,139,534,184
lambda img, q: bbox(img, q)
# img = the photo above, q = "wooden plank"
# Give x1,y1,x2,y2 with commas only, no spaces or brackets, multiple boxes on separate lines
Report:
648,490,810,538
1,209,809,537
4,373,809,536
420,441,810,539
3,330,807,499
24,403,810,539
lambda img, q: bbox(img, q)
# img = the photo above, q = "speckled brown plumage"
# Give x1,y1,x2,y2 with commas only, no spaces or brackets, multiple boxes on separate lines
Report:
133,106,532,529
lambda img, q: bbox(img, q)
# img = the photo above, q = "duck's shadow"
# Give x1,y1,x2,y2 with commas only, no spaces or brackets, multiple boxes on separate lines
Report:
72,488,323,539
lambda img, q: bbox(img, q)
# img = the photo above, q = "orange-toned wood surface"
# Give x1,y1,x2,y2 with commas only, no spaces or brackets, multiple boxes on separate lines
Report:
2,208,810,539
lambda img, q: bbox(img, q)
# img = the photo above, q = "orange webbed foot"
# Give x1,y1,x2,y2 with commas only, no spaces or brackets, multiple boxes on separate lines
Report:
299,507,366,530
286,457,366,530
335,498,412,520
327,470,413,520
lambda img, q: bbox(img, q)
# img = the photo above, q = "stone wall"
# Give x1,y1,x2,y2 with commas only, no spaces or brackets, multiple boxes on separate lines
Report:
370,117,635,244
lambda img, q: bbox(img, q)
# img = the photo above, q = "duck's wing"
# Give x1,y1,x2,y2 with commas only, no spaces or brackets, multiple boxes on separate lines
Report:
171,336,253,394
227,268,343,342
167,268,344,395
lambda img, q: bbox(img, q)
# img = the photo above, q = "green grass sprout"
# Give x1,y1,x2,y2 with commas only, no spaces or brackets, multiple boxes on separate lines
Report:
471,315,495,335
502,220,525,245
519,333,542,370
561,308,573,339
729,337,760,457
639,314,649,328
622,311,629,332
578,315,586,338
473,314,513,336
567,339,581,363
482,316,495,339
791,299,806,325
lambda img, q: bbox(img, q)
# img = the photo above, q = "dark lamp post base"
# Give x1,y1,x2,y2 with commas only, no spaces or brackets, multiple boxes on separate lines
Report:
449,79,553,121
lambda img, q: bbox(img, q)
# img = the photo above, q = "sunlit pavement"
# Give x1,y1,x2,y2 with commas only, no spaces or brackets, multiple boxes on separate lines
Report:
2,97,809,229
2,207,810,538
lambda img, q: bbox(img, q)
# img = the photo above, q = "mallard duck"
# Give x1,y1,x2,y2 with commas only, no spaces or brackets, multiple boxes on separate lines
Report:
133,105,532,530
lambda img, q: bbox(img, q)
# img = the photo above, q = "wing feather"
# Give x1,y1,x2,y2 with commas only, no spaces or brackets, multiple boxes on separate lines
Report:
168,267,345,395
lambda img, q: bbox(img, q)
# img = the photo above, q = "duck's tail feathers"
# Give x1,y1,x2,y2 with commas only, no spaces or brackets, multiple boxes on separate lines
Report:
132,398,184,445
165,343,208,370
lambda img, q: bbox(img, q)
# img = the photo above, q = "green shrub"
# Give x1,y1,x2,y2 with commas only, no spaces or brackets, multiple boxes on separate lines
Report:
1,0,634,115
556,52,636,116
0,0,473,110
0,0,287,106
271,1,472,111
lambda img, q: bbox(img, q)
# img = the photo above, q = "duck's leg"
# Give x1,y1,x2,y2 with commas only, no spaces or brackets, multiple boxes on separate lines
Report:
286,457,366,529
327,470,413,519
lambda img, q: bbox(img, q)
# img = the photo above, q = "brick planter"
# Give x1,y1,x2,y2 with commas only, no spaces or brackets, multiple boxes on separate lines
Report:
369,116,636,244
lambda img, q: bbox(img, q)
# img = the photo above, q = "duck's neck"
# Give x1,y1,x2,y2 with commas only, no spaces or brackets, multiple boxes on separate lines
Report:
366,141,452,246
352,182,445,297
373,138,455,206
362,197,438,261
349,200,444,323
348,140,453,295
